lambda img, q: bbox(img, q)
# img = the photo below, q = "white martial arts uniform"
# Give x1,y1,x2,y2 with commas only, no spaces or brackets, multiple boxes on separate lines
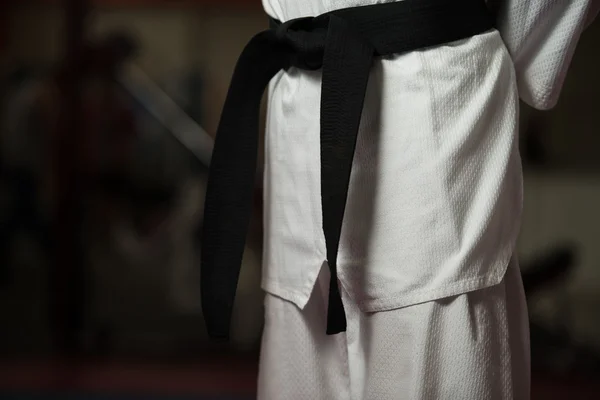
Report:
259,257,529,400
258,1,598,399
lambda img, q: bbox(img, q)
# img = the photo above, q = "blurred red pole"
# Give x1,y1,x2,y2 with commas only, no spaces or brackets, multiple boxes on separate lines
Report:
52,0,89,355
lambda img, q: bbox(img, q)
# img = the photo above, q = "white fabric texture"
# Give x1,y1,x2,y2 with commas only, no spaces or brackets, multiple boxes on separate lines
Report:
260,0,594,314
262,0,520,313
489,0,599,109
258,258,530,400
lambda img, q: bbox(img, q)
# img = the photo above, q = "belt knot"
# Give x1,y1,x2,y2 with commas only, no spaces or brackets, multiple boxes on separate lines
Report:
274,15,330,70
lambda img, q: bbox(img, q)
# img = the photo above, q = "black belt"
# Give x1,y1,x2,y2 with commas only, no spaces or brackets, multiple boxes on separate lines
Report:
201,0,494,339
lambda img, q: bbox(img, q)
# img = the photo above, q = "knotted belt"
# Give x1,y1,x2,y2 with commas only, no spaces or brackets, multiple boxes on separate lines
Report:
201,0,494,339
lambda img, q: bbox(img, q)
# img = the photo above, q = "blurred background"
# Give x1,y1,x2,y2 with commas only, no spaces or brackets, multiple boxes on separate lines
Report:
0,1,598,399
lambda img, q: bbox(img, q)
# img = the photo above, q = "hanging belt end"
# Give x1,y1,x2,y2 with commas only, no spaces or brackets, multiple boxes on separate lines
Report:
204,320,232,342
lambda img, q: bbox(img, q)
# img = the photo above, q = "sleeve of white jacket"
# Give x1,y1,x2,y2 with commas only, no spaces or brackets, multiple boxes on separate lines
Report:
490,0,599,110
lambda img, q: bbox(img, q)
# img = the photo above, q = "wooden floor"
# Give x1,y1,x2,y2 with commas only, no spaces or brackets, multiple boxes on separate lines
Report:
0,358,598,399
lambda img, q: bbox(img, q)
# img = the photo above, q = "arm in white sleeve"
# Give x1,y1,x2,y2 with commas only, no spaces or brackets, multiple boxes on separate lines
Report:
489,0,598,110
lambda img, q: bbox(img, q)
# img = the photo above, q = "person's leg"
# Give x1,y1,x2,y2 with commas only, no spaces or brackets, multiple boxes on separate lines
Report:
257,267,351,400
345,257,530,400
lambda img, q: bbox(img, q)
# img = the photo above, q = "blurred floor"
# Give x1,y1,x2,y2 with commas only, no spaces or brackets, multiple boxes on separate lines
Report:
0,355,257,399
1,356,599,399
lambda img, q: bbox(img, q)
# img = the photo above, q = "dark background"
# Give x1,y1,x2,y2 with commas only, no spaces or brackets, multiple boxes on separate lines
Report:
0,1,599,399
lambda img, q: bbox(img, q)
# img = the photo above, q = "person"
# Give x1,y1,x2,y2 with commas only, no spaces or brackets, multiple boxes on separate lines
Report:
201,0,599,399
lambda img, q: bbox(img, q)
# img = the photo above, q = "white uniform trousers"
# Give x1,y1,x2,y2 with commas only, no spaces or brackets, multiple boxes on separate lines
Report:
258,258,530,400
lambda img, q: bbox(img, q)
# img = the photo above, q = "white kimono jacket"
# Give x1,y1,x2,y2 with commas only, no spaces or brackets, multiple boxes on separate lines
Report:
261,0,598,313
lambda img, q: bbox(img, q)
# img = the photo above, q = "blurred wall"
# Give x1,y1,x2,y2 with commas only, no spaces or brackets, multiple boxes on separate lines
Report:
538,21,600,166
6,5,267,136
3,4,600,352
517,22,600,349
3,4,267,354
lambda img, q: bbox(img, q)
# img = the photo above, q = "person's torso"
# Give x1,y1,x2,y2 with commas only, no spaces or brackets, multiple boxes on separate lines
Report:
261,0,523,312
